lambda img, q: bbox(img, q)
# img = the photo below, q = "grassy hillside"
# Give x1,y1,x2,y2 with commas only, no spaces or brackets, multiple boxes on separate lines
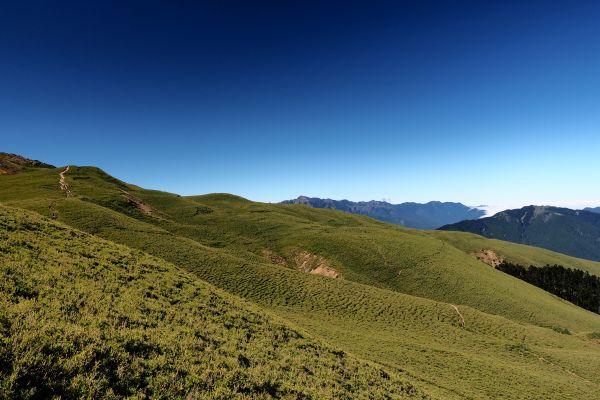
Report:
429,229,600,276
0,152,54,175
2,164,600,398
0,205,425,399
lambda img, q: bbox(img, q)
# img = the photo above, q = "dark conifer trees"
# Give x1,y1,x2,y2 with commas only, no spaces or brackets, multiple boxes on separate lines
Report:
498,262,600,314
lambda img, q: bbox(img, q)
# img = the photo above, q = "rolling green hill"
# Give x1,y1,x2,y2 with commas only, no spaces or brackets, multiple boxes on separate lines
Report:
0,152,54,174
2,160,600,399
439,205,600,261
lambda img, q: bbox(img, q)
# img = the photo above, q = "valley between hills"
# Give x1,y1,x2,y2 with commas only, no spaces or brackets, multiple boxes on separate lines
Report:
2,153,600,399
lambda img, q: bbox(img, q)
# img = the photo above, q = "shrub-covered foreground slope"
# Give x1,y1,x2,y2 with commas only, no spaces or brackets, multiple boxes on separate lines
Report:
0,206,425,399
2,165,600,399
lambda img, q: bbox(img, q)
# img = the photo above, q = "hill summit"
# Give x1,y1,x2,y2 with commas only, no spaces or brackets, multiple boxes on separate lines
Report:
0,152,54,174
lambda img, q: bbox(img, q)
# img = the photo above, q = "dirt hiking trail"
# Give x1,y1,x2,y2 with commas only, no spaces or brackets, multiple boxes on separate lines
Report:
59,166,71,197
451,304,465,328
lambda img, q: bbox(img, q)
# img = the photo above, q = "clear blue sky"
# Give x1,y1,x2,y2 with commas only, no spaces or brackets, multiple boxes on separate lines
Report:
2,1,599,208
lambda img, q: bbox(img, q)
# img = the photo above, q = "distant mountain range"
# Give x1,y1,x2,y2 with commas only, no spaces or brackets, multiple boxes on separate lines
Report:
585,207,600,214
281,196,486,229
439,205,600,261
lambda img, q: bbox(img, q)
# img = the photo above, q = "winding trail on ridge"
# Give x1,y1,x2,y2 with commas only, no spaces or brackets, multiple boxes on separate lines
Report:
59,166,71,197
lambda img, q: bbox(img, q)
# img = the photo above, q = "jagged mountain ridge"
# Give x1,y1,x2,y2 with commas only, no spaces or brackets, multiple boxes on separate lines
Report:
282,196,485,229
439,205,600,261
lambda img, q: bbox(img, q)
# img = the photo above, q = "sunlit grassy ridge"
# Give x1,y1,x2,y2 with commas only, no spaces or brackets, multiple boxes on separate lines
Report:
2,165,600,399
0,206,425,399
429,229,600,276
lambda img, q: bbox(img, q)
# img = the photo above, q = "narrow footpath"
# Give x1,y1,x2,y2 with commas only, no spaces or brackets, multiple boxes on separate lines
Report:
59,166,71,197
451,304,465,328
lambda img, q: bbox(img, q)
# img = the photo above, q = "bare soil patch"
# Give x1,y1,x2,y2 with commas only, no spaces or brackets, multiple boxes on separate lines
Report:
120,189,153,216
294,251,341,279
263,249,341,279
472,249,503,267
310,265,341,279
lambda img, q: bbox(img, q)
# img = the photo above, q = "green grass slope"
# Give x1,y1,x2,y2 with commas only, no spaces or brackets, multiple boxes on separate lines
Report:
177,193,600,329
0,205,426,399
2,165,600,399
8,166,597,330
0,152,54,174
429,229,600,276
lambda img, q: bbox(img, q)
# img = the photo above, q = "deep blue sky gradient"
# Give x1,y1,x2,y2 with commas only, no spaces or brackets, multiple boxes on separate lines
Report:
2,1,599,207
